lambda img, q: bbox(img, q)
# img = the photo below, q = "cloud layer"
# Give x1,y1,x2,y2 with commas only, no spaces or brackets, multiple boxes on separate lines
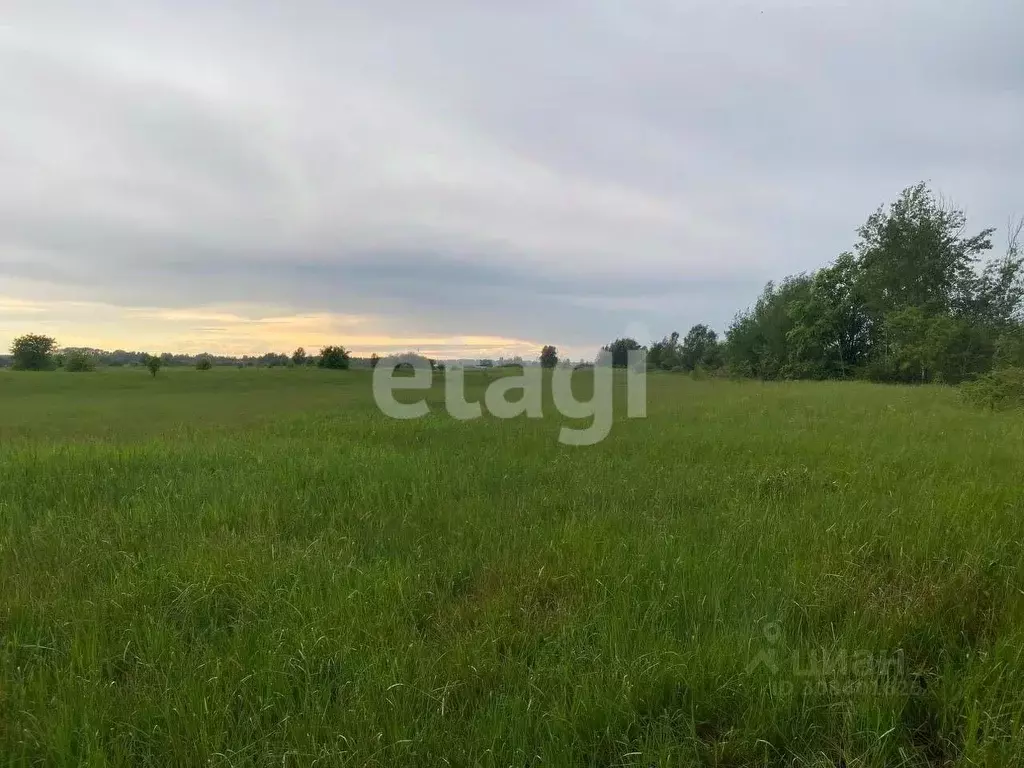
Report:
2,1,1022,358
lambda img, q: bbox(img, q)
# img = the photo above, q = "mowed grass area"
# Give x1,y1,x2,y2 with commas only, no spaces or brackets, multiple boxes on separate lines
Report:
2,368,1024,767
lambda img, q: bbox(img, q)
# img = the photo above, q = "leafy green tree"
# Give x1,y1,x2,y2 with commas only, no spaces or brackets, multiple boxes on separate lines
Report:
855,182,994,323
292,347,307,366
143,354,163,378
369,353,381,369
722,185,1019,383
318,345,350,369
64,350,96,372
785,253,870,378
964,218,1024,329
725,276,813,379
11,333,58,371
880,306,946,382
995,326,1024,369
196,355,213,371
540,345,559,368
680,324,721,371
601,338,644,368
647,332,681,370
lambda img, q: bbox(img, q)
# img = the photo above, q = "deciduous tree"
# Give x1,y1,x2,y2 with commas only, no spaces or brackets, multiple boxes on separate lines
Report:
318,345,350,370
11,333,57,371
540,345,559,368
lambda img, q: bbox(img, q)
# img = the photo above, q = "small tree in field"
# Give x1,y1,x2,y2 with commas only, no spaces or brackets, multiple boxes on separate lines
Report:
292,347,307,366
64,350,96,372
196,355,213,370
11,333,57,370
601,338,644,368
370,353,381,369
144,354,163,378
318,345,350,369
540,345,559,368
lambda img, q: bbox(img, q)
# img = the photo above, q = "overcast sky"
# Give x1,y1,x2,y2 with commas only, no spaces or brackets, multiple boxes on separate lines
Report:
2,1,1022,359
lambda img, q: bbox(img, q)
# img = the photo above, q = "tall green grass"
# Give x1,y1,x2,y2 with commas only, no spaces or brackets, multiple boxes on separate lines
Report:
2,367,1023,766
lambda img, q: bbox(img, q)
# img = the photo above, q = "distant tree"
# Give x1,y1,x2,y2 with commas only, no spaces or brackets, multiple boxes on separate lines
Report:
540,345,559,368
10,333,58,371
196,355,213,371
258,352,289,368
680,324,722,371
318,345,351,369
647,331,681,370
143,354,163,378
64,350,96,372
292,347,307,366
601,338,644,368
369,353,381,369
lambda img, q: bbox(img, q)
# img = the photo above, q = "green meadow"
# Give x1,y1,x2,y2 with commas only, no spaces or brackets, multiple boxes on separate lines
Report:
2,367,1024,766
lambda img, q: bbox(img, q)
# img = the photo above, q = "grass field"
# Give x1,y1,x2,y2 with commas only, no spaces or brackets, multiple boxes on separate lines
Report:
2,367,1024,767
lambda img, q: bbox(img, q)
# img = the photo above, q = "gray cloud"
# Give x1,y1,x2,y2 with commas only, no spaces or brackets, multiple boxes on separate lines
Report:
2,0,1022,354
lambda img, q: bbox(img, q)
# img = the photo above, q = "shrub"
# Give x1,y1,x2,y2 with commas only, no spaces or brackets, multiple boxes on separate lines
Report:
196,356,213,371
11,334,57,370
960,367,1024,411
318,346,351,370
64,351,96,372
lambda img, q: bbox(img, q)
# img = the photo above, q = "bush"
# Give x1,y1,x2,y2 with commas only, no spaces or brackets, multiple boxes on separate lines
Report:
318,346,351,370
143,354,163,378
64,351,96,372
11,333,57,370
196,357,213,371
960,367,1024,410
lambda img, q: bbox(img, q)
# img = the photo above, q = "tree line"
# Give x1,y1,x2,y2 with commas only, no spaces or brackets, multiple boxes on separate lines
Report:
7,183,1021,386
603,182,1024,384
2,338,358,374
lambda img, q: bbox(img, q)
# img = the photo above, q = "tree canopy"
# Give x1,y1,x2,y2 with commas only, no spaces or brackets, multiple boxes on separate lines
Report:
723,183,1023,383
11,334,57,371
540,345,559,368
318,345,351,370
